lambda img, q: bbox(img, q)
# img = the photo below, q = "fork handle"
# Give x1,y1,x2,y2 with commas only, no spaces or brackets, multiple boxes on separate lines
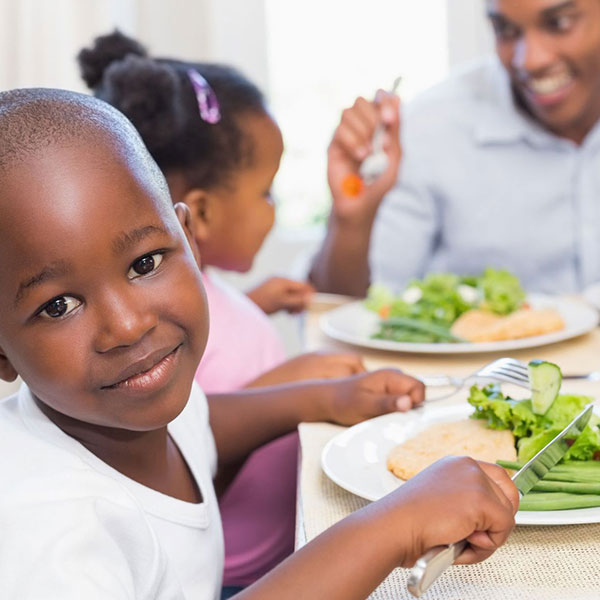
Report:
418,375,463,387
407,540,467,597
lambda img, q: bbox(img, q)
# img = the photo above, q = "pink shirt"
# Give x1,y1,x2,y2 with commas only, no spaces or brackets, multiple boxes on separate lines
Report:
195,270,298,586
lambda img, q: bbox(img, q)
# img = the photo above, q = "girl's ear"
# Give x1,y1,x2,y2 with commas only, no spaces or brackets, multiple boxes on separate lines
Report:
0,348,18,382
181,188,212,244
174,202,202,269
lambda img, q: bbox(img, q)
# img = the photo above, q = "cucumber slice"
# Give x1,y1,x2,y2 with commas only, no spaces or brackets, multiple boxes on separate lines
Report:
528,359,562,415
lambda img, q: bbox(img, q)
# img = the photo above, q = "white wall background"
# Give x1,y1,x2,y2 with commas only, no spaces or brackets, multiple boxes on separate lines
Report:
0,0,494,397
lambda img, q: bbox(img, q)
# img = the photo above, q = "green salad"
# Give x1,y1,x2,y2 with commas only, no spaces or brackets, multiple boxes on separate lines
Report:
365,268,526,343
468,377,600,511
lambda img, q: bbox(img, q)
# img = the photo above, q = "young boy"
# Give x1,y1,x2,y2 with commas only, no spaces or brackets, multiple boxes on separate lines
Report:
0,88,518,600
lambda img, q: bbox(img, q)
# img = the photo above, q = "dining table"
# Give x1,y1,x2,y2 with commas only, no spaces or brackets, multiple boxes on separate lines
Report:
295,294,600,600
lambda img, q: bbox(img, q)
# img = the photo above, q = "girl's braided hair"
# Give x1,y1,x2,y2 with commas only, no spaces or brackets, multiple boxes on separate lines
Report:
78,30,267,190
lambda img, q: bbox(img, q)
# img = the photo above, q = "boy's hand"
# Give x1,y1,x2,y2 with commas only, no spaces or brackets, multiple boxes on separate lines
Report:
328,92,401,224
246,351,366,388
247,277,315,315
393,457,519,567
322,369,425,425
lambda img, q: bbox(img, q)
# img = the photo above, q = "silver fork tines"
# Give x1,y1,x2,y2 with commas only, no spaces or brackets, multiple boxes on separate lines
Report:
477,358,530,386
424,357,531,402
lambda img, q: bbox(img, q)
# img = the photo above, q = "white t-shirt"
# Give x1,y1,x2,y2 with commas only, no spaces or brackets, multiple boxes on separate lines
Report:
0,382,224,599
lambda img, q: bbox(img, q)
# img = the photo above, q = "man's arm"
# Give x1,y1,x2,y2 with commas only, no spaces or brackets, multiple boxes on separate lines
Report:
309,211,376,296
309,93,401,296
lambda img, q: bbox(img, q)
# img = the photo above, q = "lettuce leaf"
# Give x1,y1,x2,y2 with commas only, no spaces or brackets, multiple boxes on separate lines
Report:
467,385,599,463
565,415,600,461
517,428,560,463
517,419,600,462
364,284,395,314
478,267,526,315
468,384,536,437
542,394,593,428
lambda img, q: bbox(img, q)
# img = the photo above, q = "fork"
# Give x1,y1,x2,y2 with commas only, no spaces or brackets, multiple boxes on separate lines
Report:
421,357,530,402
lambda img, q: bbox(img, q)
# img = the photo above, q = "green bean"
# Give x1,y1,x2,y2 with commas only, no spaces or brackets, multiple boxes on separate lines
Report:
532,480,600,494
519,492,600,511
376,317,464,342
542,471,600,484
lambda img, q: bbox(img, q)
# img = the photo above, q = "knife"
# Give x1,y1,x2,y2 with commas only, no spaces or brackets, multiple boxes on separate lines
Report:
406,404,594,598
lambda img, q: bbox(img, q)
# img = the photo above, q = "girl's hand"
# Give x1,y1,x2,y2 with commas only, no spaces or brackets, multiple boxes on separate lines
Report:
247,277,315,315
322,369,425,425
246,351,366,388
327,92,401,224
391,457,519,567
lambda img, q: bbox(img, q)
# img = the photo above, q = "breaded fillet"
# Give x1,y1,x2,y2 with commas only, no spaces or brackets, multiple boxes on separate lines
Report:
450,308,564,342
387,418,516,480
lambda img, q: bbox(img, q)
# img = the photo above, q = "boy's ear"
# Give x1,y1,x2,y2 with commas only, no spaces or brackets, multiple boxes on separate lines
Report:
174,202,202,268
0,347,18,382
181,188,213,244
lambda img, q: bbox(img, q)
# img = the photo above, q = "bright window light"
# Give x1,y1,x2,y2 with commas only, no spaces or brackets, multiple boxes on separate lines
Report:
265,0,449,228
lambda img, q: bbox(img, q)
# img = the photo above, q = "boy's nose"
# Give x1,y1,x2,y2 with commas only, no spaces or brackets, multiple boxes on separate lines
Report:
94,289,158,352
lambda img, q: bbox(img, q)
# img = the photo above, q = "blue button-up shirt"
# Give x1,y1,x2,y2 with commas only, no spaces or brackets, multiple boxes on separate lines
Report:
370,56,600,294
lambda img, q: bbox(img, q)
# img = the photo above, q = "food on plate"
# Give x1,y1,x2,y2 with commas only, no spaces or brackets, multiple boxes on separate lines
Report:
386,419,516,480
497,459,600,510
468,361,600,510
385,360,600,510
365,268,565,344
446,309,500,337
468,382,599,463
450,307,564,342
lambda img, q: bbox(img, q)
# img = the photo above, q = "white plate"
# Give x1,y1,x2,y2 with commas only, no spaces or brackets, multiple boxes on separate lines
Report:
321,403,600,525
583,282,600,312
320,293,598,354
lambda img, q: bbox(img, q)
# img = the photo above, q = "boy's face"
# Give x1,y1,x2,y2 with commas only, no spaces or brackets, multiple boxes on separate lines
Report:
0,140,208,431
488,0,600,142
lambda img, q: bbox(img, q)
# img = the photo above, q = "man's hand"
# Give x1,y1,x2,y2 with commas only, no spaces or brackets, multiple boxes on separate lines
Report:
328,92,401,223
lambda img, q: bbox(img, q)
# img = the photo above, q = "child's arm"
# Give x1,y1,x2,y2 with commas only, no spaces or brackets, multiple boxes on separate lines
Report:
245,351,366,387
237,457,519,599
246,276,315,315
309,92,401,296
208,369,423,468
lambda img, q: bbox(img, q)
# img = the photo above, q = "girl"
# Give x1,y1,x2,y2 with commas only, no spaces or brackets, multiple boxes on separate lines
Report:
77,31,368,596
0,87,518,600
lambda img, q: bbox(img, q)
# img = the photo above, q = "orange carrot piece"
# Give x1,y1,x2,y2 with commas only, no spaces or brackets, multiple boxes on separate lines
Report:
341,173,363,197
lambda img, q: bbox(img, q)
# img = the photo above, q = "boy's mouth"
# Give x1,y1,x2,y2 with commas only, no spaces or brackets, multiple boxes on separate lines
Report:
102,344,182,391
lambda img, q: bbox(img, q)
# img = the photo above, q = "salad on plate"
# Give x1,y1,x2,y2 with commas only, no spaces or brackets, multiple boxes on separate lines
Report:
386,360,600,511
469,362,600,511
366,268,564,344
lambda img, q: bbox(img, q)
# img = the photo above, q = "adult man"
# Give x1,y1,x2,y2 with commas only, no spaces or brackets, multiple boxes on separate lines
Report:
310,0,600,295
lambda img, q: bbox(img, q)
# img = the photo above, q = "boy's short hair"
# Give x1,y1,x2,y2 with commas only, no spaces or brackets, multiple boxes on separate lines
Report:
0,88,167,198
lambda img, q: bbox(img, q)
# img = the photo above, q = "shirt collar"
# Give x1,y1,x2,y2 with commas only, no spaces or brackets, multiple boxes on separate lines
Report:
473,56,576,150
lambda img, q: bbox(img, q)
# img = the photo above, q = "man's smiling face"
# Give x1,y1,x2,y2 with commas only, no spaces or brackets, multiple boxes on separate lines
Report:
487,0,600,143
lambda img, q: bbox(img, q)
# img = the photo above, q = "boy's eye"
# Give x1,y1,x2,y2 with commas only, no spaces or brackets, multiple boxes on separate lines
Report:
128,252,164,279
40,296,81,319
